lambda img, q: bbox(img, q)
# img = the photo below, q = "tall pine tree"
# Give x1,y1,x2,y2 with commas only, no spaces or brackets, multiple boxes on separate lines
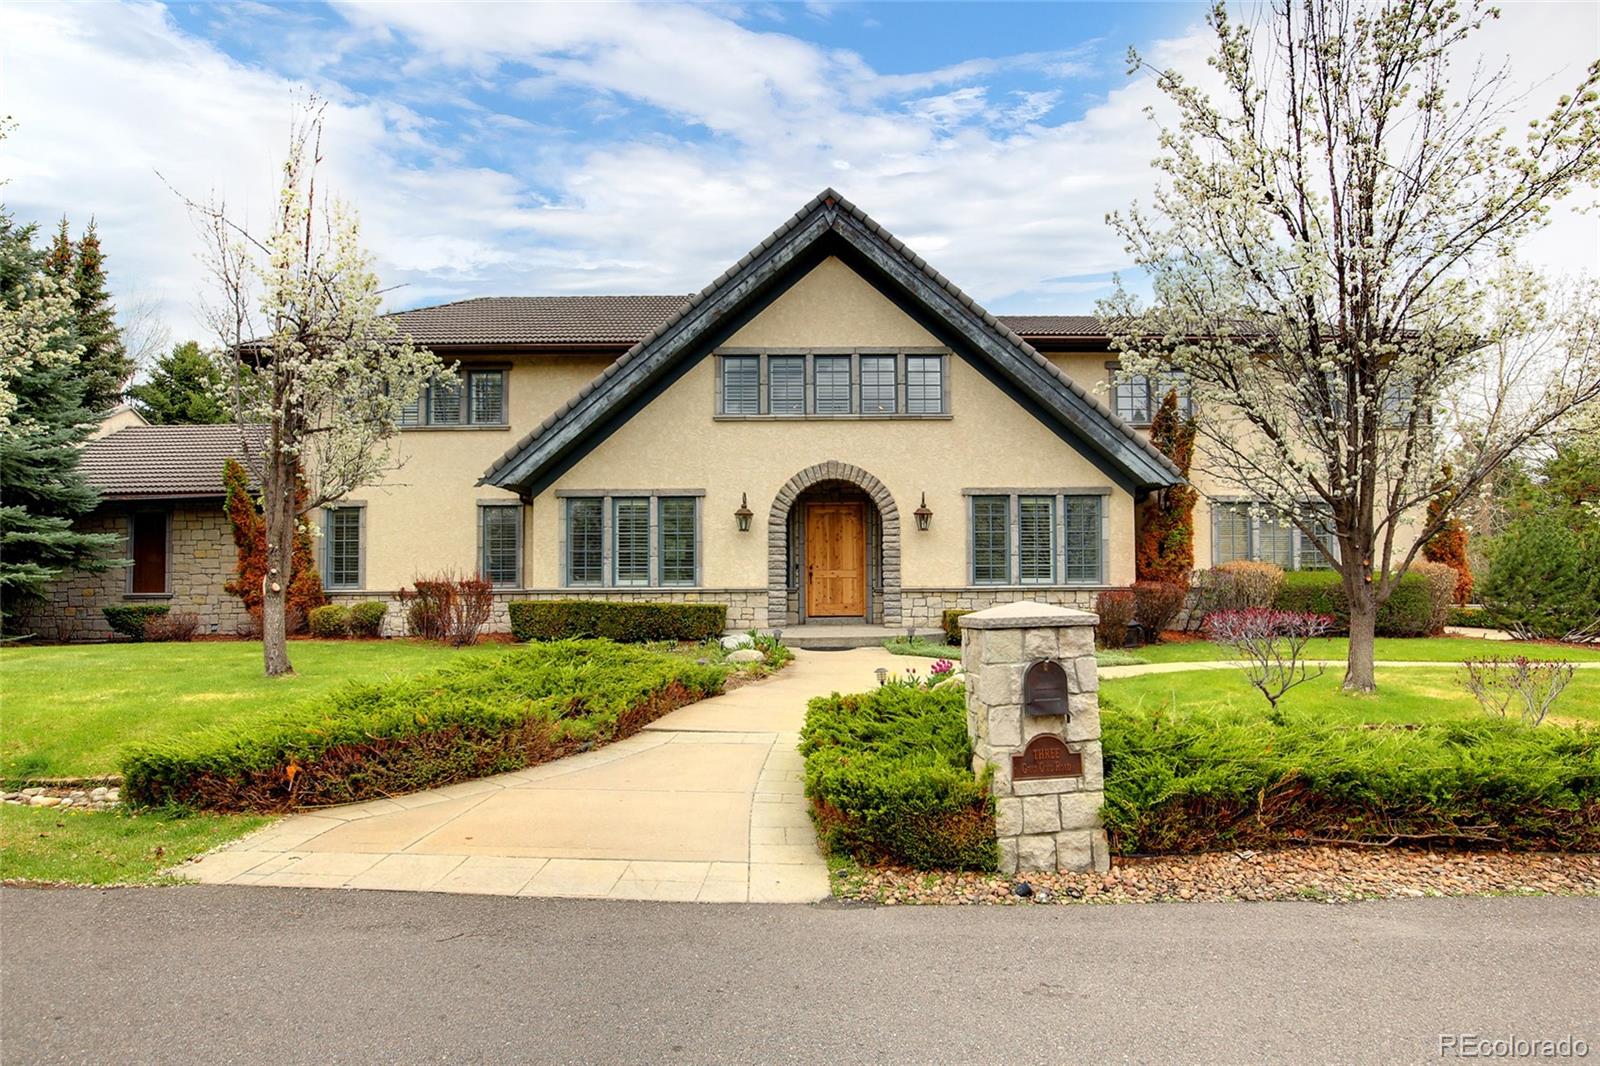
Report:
43,217,133,413
0,210,122,633
127,340,227,424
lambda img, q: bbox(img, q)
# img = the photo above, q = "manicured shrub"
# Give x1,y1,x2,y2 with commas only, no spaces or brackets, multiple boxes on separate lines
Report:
508,600,727,643
348,601,387,638
1100,696,1600,854
102,604,169,641
1480,511,1600,640
121,640,729,811
1422,472,1474,605
1410,560,1460,636
801,685,996,871
1193,561,1284,620
941,609,972,646
307,604,351,638
1094,589,1135,648
143,610,200,642
1273,570,1433,637
1132,580,1187,640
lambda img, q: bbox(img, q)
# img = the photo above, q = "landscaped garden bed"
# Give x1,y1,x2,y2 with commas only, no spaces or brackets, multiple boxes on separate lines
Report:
828,846,1600,905
122,639,731,811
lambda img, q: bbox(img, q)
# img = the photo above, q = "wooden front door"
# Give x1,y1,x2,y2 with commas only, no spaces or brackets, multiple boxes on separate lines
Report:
805,502,867,618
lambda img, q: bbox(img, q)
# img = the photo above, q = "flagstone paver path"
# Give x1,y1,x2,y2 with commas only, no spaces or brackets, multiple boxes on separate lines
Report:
178,648,912,904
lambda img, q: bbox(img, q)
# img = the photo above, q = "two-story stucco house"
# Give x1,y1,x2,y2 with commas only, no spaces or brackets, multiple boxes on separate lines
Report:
27,190,1356,641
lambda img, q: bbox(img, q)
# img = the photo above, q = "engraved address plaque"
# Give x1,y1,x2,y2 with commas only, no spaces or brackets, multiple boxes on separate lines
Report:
1011,735,1084,781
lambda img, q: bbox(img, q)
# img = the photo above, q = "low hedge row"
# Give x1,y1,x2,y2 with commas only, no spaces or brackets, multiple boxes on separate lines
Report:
1100,696,1600,853
1273,570,1433,637
508,600,727,643
800,685,997,871
121,640,728,811
102,604,170,641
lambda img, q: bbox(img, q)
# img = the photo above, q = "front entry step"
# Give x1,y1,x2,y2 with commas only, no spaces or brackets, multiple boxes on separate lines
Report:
756,625,947,651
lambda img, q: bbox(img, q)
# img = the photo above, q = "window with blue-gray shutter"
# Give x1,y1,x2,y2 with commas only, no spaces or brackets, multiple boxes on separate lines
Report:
972,496,1010,584
479,505,521,587
325,508,362,589
1062,496,1101,583
612,497,650,585
814,355,853,413
659,497,697,585
768,357,805,415
566,498,603,585
1018,496,1056,584
721,356,760,414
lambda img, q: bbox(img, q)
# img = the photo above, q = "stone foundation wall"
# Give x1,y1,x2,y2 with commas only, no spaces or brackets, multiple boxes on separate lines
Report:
901,587,1101,628
17,504,251,641
326,587,770,637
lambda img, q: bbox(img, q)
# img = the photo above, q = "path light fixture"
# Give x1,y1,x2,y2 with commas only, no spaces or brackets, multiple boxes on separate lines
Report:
734,493,753,533
914,492,933,532
874,667,888,687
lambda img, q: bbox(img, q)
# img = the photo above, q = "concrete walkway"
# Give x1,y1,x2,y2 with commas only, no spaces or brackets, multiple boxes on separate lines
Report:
179,648,908,903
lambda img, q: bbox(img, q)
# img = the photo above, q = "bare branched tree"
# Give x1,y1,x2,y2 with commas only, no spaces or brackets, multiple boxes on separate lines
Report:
181,99,446,676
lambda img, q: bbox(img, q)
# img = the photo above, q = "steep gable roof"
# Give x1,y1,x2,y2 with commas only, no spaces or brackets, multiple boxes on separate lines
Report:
481,189,1183,495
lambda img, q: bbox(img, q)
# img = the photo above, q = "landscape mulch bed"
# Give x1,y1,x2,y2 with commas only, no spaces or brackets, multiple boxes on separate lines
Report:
836,847,1600,905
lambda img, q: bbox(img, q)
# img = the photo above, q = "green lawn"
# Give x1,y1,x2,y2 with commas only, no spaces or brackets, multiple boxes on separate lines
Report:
0,640,514,781
1128,636,1600,665
1101,666,1600,726
0,805,270,885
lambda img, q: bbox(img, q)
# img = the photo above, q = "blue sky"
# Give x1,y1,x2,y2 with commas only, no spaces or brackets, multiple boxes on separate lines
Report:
2,1,1595,350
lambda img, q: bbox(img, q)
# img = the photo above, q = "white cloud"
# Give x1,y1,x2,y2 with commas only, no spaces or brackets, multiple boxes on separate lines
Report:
1,0,1593,356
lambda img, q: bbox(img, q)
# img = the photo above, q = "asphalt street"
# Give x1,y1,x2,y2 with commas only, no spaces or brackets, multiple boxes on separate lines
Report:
2,887,1596,1065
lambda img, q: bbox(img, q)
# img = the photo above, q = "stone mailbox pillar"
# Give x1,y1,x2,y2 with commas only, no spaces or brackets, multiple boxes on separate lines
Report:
958,600,1109,875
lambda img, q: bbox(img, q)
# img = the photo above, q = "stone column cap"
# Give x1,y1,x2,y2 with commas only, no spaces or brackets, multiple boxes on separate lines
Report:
957,600,1100,630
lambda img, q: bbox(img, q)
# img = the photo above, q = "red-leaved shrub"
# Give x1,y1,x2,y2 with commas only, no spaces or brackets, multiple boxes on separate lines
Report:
1132,580,1188,641
1095,589,1136,648
396,572,495,646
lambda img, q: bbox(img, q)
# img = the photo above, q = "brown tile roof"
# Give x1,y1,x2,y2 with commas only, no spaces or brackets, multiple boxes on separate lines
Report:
387,297,1111,348
81,425,266,500
386,295,695,346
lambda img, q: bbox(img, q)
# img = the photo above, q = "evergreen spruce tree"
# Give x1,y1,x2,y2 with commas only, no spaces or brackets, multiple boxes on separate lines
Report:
68,220,133,413
40,217,133,413
0,210,122,633
127,340,227,424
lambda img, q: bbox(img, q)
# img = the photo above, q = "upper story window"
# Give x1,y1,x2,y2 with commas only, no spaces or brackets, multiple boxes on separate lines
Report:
323,506,363,589
1111,367,1191,425
716,351,948,418
563,492,702,588
399,369,508,428
968,490,1105,586
1212,501,1337,571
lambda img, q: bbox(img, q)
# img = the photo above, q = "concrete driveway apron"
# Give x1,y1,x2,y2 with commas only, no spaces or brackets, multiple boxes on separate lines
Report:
179,648,910,903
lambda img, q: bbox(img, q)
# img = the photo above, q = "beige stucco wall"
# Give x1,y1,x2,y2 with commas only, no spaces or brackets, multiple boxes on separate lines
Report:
347,354,613,591
529,257,1136,599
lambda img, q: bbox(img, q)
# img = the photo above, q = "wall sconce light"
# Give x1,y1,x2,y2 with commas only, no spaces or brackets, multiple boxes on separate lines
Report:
914,492,933,532
735,493,753,533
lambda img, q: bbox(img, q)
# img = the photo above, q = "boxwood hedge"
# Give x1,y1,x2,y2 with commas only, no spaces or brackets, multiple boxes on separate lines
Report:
1100,694,1600,853
121,640,728,811
1273,570,1433,636
508,600,727,643
800,685,997,871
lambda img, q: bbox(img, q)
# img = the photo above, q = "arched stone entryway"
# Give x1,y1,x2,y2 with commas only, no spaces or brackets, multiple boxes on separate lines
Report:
768,461,901,627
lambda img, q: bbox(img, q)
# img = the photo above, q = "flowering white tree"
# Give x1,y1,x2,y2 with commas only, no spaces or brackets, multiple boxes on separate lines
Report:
1100,0,1600,691
190,102,445,676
